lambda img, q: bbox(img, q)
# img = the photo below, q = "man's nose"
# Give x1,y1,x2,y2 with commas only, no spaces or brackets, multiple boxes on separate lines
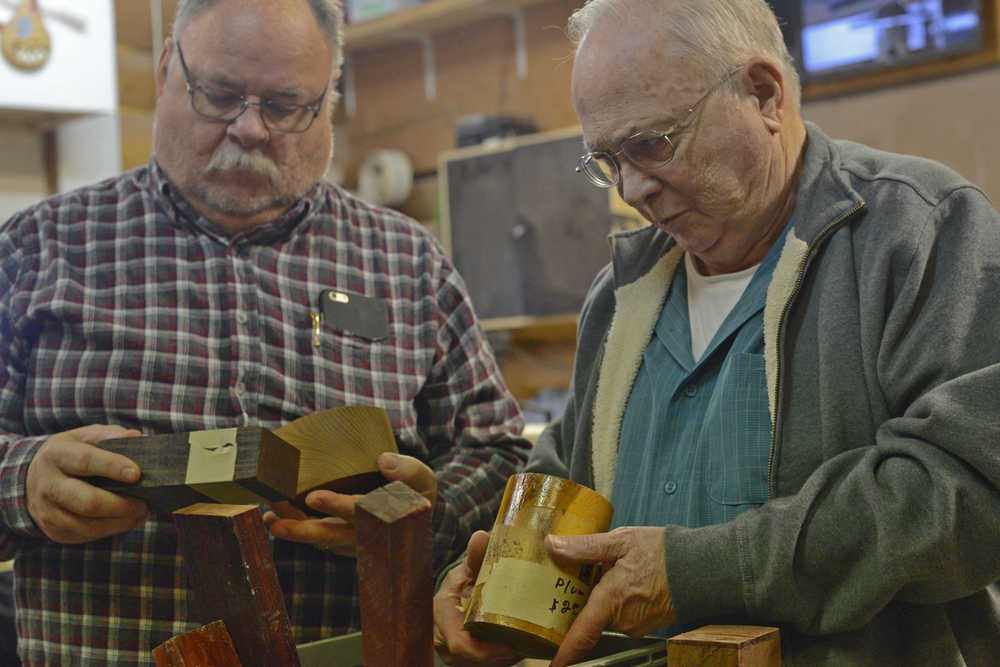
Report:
619,160,662,211
226,102,271,146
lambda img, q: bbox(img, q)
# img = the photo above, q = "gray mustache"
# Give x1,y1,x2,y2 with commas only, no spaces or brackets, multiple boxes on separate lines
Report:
206,146,280,181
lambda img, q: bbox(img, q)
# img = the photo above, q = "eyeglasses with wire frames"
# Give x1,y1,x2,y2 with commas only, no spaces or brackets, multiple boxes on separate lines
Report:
175,41,328,134
575,68,741,188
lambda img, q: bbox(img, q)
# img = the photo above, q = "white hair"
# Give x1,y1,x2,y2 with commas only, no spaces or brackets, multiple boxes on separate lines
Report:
169,0,344,114
569,0,801,109
172,0,344,74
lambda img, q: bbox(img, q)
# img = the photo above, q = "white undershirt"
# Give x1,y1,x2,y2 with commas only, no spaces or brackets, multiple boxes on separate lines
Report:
685,251,759,361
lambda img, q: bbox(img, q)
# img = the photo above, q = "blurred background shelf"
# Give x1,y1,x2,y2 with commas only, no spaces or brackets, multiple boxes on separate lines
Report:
345,0,551,53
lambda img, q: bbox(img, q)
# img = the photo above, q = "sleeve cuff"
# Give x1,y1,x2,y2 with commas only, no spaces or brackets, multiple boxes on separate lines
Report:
1,436,48,541
664,521,750,623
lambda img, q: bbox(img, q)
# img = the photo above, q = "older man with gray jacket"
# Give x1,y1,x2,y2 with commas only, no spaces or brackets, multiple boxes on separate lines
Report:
433,1,1000,665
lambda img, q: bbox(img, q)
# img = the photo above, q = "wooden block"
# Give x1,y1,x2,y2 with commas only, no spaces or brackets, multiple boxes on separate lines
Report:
355,481,434,667
668,625,781,667
95,428,300,514
152,619,243,666
272,405,397,499
94,406,398,514
172,504,301,667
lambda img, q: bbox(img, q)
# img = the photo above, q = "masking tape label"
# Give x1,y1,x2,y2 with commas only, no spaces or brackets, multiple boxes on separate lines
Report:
478,557,591,634
186,428,239,484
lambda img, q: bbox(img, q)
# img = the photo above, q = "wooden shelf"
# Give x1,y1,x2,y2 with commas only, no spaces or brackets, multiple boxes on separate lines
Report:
0,108,88,132
344,0,550,53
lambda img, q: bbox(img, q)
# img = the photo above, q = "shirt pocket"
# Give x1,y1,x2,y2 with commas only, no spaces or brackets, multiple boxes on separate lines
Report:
706,352,771,508
316,326,390,396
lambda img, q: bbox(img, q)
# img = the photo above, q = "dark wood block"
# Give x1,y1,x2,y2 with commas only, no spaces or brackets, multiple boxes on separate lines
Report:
355,481,434,667
668,625,781,667
94,407,399,514
95,427,300,514
152,619,243,666
172,504,301,667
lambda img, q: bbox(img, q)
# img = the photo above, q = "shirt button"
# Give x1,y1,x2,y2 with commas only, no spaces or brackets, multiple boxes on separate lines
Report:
237,312,249,325
684,385,697,397
234,382,246,396
663,481,677,494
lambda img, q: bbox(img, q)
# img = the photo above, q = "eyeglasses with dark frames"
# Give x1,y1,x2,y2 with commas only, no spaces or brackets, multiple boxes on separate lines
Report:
575,68,741,188
175,41,328,134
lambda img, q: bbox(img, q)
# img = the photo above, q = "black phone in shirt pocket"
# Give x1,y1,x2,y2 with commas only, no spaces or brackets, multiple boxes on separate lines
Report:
320,289,390,341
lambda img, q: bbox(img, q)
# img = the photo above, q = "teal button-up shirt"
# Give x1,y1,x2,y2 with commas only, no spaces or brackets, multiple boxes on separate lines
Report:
610,226,788,530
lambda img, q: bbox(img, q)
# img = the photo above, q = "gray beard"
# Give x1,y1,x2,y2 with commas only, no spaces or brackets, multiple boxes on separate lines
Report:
195,145,289,217
190,180,298,219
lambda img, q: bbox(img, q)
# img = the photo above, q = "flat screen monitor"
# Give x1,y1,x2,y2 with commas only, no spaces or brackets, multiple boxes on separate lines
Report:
800,0,984,81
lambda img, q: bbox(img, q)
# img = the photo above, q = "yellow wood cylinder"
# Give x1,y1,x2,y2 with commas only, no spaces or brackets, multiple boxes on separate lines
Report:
463,473,613,658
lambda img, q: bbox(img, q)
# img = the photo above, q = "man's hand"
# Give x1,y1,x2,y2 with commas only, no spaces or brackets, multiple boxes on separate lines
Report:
264,452,436,557
433,531,519,666
26,424,149,544
547,526,675,667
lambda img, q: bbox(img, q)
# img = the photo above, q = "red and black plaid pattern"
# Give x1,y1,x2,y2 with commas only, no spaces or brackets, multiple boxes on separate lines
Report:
0,161,529,665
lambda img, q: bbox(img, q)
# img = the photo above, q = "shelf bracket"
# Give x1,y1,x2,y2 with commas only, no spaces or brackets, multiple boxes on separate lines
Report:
419,35,437,101
150,0,164,63
480,5,529,79
342,55,357,117
509,7,527,79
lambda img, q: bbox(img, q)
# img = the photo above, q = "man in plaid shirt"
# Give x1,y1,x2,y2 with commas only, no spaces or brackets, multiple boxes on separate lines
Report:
0,0,529,664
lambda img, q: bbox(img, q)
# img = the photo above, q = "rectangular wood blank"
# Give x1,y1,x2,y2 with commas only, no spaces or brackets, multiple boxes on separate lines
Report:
667,625,780,667
96,407,398,515
152,619,243,666
95,428,300,513
355,481,434,667
172,503,301,667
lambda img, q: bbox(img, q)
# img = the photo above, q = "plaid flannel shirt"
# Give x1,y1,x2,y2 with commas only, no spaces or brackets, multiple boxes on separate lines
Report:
0,160,529,666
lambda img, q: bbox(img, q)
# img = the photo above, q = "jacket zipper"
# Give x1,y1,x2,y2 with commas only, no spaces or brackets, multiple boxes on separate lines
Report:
767,202,866,499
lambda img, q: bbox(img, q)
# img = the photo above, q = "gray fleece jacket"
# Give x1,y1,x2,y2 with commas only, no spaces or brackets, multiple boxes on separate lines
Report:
526,122,1000,665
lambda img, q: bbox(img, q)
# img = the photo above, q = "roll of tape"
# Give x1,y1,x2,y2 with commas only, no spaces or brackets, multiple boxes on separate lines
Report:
357,149,413,206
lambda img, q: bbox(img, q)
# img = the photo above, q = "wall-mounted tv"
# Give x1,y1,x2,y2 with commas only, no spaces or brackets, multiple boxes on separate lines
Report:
800,0,984,82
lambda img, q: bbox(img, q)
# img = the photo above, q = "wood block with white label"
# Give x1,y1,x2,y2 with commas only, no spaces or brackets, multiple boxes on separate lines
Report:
93,427,299,513
92,406,398,514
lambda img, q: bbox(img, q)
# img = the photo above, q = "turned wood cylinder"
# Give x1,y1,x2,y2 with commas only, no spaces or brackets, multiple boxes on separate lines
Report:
463,473,613,658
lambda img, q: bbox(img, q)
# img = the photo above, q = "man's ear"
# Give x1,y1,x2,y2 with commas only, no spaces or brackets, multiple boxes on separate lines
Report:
745,58,785,131
155,37,175,99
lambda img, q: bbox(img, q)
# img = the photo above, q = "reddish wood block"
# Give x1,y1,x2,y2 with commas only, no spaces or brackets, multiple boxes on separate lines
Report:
668,625,781,667
172,503,301,667
355,481,434,667
152,619,243,666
